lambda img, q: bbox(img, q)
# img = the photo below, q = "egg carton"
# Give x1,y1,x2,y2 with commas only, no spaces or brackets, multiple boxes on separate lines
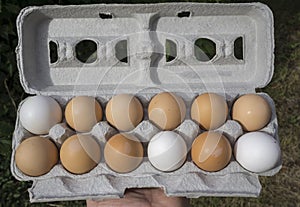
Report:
12,3,281,202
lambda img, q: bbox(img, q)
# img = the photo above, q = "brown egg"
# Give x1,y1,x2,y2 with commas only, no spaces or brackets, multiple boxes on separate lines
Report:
232,94,271,131
191,93,228,130
15,136,58,177
191,131,232,172
60,134,101,174
148,92,186,130
105,94,143,131
65,96,103,132
104,133,143,173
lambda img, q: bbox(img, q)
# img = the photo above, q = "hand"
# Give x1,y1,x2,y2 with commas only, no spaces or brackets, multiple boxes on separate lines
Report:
86,188,190,207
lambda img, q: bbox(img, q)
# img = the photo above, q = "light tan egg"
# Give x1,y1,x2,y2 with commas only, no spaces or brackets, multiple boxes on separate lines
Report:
191,131,232,172
15,136,58,177
232,94,272,131
148,92,186,130
60,134,101,174
65,96,103,132
191,93,228,130
104,133,144,173
105,94,143,131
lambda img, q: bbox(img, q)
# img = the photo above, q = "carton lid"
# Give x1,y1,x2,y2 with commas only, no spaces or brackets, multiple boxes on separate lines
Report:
16,3,274,95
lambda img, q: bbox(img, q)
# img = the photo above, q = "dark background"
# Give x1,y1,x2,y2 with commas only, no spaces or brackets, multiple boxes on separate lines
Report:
0,0,299,206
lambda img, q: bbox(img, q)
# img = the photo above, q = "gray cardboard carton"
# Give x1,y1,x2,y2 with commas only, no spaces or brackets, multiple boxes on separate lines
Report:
11,3,281,202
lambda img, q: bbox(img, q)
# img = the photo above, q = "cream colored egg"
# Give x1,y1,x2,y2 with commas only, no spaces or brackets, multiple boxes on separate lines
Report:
65,96,103,132
105,94,143,131
15,136,58,177
191,93,228,130
148,92,186,130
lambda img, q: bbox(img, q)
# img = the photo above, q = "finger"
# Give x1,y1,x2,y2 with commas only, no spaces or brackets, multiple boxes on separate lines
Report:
86,196,150,207
152,188,189,207
124,188,153,199
125,188,190,207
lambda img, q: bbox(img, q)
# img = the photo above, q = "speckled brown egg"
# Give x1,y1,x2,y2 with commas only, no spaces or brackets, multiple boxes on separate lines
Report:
232,94,272,131
105,94,143,131
65,96,103,132
191,93,228,130
191,131,232,172
148,92,186,130
60,134,101,174
104,133,143,173
15,136,58,177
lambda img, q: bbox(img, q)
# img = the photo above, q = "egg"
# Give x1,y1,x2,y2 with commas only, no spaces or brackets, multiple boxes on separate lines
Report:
234,132,281,173
15,136,58,176
60,134,101,174
191,93,228,130
20,96,62,134
148,92,186,130
105,94,143,131
65,96,103,132
232,94,272,131
104,133,143,173
191,131,232,172
148,131,187,172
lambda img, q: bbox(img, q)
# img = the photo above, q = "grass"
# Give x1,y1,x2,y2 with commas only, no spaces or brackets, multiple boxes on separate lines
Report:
0,0,299,206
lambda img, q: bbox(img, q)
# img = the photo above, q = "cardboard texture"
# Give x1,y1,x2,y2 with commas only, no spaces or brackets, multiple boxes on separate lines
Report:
11,3,281,202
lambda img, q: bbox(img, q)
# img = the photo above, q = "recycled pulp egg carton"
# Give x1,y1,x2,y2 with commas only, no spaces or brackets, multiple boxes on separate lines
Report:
11,3,281,202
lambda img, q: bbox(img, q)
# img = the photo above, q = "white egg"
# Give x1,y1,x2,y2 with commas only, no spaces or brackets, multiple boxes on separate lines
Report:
148,131,187,172
234,132,281,173
20,96,62,134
